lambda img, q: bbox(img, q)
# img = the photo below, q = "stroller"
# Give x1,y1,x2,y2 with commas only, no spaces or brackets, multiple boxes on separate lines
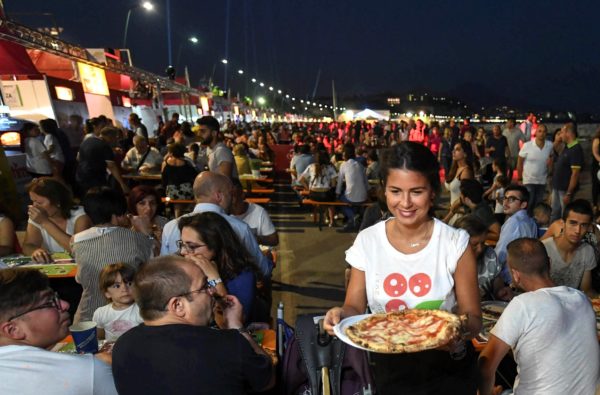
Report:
279,312,375,395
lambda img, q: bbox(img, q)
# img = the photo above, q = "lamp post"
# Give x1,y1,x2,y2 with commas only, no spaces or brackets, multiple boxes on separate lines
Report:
122,1,154,49
175,36,199,76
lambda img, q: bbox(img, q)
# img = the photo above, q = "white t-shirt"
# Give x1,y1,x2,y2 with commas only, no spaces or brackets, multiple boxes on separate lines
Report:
518,140,553,185
300,163,337,189
44,134,65,163
0,344,118,395
490,286,599,395
93,303,143,341
25,137,52,175
234,202,276,238
29,206,87,253
208,142,239,179
346,218,469,313
336,158,368,203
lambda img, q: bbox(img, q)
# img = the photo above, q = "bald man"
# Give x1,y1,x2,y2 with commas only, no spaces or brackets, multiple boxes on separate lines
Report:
160,171,272,277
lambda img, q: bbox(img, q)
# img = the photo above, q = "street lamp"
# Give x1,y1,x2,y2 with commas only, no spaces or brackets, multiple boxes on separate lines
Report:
175,35,199,75
237,69,244,75
122,1,154,49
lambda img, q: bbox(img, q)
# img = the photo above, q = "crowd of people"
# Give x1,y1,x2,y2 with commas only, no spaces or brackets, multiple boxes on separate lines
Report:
0,112,599,394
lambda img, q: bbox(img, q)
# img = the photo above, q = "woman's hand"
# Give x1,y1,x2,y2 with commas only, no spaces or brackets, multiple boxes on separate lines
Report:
186,253,220,280
28,205,50,225
323,307,344,336
31,248,52,263
129,214,153,235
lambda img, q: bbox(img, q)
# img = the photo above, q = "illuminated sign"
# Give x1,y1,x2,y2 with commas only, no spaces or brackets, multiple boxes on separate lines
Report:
77,62,109,96
0,132,21,147
55,86,74,101
200,96,210,113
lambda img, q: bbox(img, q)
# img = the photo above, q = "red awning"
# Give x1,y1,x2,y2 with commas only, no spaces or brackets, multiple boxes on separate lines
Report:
0,39,40,76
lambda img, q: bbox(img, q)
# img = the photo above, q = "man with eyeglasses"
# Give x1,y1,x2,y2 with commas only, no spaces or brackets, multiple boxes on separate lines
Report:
0,268,117,395
112,255,274,395
494,184,538,284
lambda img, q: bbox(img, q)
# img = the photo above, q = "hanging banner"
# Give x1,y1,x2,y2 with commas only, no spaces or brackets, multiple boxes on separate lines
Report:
77,62,109,96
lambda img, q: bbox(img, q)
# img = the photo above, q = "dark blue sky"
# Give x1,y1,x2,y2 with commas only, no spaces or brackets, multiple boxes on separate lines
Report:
6,0,600,112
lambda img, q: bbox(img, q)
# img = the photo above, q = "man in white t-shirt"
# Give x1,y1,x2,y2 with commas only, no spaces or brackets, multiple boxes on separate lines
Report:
197,116,239,179
230,179,278,247
517,124,553,212
0,268,117,395
336,143,369,232
478,238,599,395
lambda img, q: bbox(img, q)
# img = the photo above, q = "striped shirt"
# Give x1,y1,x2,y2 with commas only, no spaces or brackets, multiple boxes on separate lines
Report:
72,227,153,322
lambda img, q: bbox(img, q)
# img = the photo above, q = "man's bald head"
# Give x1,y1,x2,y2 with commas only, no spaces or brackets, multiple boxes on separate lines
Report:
193,171,233,204
507,238,550,276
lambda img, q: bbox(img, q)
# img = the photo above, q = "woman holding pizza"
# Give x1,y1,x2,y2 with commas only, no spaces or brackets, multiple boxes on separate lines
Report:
324,141,482,394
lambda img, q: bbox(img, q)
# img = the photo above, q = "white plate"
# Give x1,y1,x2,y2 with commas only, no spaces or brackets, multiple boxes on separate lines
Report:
333,314,375,353
481,301,508,321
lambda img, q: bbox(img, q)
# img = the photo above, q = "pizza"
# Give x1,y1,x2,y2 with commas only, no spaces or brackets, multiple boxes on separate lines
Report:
590,298,600,315
481,303,507,322
344,309,463,353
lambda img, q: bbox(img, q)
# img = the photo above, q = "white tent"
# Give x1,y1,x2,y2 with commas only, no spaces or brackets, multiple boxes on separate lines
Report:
352,108,388,120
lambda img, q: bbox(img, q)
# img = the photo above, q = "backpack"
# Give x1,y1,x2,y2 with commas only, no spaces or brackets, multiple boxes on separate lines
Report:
281,314,375,395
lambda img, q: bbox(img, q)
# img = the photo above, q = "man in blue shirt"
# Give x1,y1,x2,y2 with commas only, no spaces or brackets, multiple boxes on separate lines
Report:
160,171,272,277
495,184,538,283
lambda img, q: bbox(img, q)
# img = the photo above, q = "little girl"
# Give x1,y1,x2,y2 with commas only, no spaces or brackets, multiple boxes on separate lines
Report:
92,263,143,341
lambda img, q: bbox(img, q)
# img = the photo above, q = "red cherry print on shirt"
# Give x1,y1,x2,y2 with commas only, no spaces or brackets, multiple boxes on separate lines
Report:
383,273,407,297
385,299,407,312
409,273,431,297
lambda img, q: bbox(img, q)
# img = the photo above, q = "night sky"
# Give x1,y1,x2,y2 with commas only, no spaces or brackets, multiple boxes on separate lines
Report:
6,0,600,112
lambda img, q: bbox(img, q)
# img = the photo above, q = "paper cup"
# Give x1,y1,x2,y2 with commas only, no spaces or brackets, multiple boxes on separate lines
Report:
69,321,98,354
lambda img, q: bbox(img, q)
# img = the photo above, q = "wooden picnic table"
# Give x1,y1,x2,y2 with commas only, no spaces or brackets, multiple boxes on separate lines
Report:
122,172,162,182
161,197,271,205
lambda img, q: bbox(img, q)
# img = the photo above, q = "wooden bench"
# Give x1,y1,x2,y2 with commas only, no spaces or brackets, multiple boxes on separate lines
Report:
302,199,371,231
245,188,275,195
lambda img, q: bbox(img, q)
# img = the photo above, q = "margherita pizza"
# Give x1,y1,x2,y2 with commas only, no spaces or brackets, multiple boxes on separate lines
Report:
344,309,463,353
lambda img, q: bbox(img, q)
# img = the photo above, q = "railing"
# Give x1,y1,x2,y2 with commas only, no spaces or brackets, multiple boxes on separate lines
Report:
0,18,199,94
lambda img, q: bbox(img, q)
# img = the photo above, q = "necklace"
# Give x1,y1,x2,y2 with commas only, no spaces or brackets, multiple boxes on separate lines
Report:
400,220,434,248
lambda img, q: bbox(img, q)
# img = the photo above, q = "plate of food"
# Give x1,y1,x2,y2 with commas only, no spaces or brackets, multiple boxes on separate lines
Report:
481,301,508,322
333,309,463,354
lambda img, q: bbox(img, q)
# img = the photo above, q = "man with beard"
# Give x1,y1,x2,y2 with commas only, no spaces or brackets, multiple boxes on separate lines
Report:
197,116,238,179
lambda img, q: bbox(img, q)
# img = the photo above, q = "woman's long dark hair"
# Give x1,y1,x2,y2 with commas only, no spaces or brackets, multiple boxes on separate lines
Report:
178,212,259,281
446,140,474,183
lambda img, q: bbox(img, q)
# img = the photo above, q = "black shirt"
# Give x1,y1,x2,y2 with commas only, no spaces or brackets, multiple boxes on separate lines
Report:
485,135,509,161
112,324,272,395
552,140,584,191
76,136,114,186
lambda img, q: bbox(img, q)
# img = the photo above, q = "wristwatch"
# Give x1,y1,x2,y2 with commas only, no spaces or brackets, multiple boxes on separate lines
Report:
207,278,223,288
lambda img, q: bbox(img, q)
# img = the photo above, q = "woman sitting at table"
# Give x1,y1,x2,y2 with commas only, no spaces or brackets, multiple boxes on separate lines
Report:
178,211,266,323
72,187,154,322
299,150,338,227
23,177,91,263
128,185,168,255
324,142,481,395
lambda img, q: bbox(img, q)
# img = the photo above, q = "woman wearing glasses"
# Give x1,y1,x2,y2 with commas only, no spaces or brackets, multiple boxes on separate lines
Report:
324,142,481,394
177,212,265,323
